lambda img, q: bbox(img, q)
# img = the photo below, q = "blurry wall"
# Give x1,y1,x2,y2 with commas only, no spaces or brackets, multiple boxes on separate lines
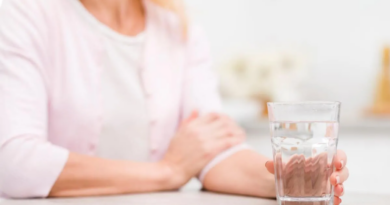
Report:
1,0,388,119
185,0,390,120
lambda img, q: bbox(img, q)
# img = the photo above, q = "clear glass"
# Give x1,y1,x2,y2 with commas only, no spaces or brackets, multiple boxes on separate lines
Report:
267,101,341,205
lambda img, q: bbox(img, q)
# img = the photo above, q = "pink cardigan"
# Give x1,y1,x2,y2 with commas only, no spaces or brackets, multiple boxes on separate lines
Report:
0,0,221,198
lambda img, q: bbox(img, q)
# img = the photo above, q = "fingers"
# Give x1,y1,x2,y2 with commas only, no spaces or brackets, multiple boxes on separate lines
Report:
334,150,347,170
188,112,246,157
332,150,348,202
265,153,283,175
334,184,344,197
334,196,342,205
182,110,199,125
330,166,349,186
265,161,275,174
205,114,246,139
266,159,345,203
265,151,347,202
207,118,231,136
196,112,220,125
212,127,244,140
211,136,244,155
188,112,220,128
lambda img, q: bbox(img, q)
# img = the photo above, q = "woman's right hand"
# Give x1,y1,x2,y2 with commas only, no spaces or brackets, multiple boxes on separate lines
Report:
160,111,245,188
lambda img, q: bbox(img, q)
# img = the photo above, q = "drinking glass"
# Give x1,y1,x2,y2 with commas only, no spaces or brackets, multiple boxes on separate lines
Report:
267,101,341,205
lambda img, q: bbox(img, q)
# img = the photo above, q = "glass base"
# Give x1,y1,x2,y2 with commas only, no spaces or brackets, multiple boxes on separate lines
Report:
278,196,333,205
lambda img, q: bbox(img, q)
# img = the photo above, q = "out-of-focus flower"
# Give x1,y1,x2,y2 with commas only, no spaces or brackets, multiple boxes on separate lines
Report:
218,51,308,102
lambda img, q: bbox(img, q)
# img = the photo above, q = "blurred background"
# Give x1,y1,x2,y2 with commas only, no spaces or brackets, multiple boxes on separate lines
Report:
185,0,390,196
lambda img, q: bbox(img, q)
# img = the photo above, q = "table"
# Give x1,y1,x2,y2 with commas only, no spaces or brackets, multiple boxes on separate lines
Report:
1,191,389,205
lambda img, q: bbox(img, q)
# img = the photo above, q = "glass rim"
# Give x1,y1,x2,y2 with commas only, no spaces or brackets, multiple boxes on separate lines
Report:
267,101,341,106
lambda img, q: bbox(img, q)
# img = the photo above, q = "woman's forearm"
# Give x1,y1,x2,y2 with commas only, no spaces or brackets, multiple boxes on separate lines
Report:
49,152,179,197
202,150,276,198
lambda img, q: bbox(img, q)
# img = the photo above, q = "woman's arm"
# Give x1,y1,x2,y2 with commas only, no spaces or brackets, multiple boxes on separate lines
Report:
49,112,244,197
181,27,276,197
202,150,276,198
49,153,176,197
203,149,349,205
0,111,243,198
0,3,244,198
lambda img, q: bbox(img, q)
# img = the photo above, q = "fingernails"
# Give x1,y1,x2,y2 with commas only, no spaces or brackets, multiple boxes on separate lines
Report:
340,160,344,169
335,197,342,204
339,186,344,196
336,175,340,184
265,161,269,167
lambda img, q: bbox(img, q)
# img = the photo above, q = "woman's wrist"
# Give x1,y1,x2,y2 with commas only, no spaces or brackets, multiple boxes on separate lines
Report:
117,160,186,193
155,160,188,190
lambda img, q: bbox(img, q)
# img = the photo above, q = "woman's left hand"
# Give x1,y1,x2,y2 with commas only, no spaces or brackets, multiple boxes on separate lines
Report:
265,150,349,205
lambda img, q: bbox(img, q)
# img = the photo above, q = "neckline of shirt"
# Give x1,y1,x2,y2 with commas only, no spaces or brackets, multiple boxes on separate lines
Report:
71,0,145,44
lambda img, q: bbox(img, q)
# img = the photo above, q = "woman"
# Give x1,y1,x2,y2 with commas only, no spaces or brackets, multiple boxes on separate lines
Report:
0,0,348,203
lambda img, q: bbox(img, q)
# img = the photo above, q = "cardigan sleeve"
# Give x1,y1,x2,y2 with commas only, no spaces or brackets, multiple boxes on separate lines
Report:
0,0,69,198
181,25,222,117
182,26,250,183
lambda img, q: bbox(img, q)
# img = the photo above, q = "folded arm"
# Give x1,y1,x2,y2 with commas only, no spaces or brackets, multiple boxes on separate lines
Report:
50,112,245,198
182,26,275,198
0,138,178,198
202,149,276,198
49,152,177,197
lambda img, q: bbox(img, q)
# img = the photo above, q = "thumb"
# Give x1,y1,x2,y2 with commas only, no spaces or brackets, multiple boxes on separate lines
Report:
265,161,275,174
182,110,199,125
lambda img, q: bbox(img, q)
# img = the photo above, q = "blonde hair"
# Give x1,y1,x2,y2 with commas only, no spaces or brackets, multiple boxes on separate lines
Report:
149,0,188,37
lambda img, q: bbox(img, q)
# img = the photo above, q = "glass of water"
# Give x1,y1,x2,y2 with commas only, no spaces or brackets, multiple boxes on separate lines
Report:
267,101,340,205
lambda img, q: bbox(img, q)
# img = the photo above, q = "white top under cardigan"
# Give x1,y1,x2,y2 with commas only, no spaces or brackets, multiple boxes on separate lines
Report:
71,0,151,161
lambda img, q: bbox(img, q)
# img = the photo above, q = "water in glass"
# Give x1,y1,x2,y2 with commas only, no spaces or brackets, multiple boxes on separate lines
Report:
270,121,338,205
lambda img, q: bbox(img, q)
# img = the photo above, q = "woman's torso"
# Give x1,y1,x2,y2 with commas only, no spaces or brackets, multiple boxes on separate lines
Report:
43,0,186,161
70,0,152,161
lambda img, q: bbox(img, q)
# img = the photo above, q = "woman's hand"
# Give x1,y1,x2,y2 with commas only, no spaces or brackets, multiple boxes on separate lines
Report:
265,150,349,205
330,150,349,204
160,111,245,189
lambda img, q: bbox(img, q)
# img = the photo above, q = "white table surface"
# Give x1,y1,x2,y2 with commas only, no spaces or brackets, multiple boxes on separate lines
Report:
1,191,389,205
